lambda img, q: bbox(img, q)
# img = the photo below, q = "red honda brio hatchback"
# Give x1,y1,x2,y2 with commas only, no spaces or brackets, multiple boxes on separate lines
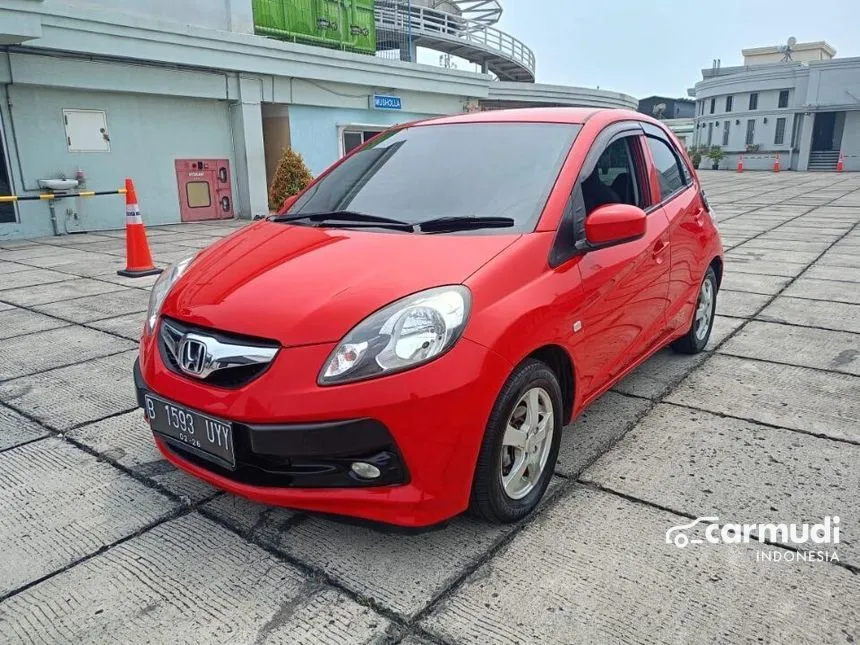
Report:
135,108,723,527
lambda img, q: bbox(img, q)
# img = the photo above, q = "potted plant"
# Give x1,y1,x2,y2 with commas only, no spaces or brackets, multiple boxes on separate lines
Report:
707,145,725,170
269,147,313,212
689,148,702,170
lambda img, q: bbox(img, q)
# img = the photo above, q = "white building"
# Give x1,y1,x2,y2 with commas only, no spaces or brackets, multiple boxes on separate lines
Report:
742,41,835,65
691,40,860,171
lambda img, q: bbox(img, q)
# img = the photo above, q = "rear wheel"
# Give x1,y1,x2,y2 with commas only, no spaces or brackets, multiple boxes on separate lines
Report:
671,266,718,354
469,359,562,523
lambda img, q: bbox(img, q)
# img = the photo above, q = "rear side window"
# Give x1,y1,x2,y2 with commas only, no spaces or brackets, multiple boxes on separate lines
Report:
646,137,686,201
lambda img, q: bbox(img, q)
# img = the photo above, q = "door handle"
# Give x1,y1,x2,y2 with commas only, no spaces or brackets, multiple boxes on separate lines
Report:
694,208,706,228
652,239,670,262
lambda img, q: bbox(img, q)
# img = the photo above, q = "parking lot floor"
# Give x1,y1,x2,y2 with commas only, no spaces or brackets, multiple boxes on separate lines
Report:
0,170,858,644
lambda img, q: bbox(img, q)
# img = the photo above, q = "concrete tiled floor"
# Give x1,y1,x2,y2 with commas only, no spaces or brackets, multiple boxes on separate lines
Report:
1,171,859,644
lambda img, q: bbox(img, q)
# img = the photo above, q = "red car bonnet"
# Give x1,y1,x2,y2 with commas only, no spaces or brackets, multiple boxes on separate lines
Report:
163,220,521,346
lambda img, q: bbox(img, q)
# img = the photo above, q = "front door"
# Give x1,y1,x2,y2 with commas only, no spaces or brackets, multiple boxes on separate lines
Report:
812,113,837,151
574,133,671,401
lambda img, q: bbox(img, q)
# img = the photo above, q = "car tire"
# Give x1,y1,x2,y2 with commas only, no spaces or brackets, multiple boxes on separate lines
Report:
671,266,718,355
469,359,563,524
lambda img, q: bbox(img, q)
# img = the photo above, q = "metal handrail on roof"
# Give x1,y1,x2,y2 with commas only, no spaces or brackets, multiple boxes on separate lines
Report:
446,0,503,26
375,1,535,82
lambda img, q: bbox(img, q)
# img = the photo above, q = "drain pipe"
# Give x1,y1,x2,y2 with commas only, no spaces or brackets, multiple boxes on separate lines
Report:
4,53,41,192
46,198,59,236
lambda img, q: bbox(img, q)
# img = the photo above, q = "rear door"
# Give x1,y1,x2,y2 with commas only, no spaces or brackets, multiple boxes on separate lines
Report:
573,130,671,401
642,126,707,333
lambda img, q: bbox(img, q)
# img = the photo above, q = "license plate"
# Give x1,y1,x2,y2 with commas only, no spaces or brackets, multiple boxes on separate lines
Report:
144,394,236,469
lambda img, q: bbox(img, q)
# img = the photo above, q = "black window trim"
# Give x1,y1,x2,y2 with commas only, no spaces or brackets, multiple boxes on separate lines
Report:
745,118,756,145
548,120,645,268
774,116,787,145
641,122,694,211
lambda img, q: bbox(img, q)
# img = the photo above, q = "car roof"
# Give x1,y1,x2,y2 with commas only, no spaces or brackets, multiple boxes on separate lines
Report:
416,107,643,127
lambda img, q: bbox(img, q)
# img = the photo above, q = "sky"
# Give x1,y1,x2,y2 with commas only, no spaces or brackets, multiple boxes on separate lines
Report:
487,0,860,99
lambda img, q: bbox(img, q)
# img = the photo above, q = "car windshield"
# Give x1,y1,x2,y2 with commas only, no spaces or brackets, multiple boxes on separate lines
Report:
285,122,581,233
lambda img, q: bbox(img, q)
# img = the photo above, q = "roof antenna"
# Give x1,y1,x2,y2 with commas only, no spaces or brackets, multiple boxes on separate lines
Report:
782,36,797,62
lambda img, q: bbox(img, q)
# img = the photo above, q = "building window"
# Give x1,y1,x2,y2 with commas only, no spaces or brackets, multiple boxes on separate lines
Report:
774,117,787,145
340,126,387,156
778,90,789,108
790,114,802,148
725,95,733,112
748,93,759,110
707,122,714,146
722,120,730,146
709,98,715,114
745,119,756,145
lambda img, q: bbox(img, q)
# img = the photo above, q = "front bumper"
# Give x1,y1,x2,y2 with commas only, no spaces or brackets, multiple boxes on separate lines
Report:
134,359,408,488
136,329,512,527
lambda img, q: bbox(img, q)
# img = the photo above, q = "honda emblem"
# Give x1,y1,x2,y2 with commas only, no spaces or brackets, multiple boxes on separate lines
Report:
178,337,208,376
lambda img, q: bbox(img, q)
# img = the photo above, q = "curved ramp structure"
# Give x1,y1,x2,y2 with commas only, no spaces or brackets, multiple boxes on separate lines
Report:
375,0,535,82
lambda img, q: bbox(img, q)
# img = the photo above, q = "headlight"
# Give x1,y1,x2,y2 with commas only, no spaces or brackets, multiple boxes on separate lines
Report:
145,253,196,333
319,286,471,385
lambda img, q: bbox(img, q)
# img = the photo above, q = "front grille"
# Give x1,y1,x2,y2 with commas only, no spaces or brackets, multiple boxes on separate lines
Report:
158,317,279,388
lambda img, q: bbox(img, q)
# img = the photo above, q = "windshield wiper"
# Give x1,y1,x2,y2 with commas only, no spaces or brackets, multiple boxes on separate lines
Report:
271,211,517,233
270,210,413,231
416,216,516,233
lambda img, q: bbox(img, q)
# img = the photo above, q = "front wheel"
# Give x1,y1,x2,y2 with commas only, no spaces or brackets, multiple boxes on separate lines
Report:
469,359,563,523
671,266,718,355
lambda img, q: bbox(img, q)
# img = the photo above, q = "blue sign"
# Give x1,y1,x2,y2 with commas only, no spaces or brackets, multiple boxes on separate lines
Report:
372,95,402,111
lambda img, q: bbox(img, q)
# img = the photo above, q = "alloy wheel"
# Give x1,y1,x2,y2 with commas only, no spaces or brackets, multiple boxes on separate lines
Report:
695,278,715,341
500,387,554,500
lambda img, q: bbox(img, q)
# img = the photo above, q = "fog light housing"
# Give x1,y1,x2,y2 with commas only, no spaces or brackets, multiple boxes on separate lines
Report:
350,462,381,480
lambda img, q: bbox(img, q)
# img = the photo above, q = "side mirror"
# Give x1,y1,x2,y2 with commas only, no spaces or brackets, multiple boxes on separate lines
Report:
582,203,647,249
278,194,299,214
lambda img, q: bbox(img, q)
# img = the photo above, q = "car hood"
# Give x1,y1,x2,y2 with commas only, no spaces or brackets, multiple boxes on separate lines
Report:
165,221,520,346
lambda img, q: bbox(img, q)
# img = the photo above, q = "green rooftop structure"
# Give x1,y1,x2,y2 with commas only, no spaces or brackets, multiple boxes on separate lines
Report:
252,0,377,55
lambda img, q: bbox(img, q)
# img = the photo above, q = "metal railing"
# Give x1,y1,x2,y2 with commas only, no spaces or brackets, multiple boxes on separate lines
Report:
0,187,128,236
374,2,535,79
446,0,503,26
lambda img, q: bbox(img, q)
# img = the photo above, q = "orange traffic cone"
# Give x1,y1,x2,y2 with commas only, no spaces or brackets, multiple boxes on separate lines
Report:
836,151,845,172
773,153,781,173
737,154,744,173
117,178,162,278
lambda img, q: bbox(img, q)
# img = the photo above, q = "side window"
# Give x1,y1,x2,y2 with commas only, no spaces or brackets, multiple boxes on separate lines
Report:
581,137,642,215
646,137,686,201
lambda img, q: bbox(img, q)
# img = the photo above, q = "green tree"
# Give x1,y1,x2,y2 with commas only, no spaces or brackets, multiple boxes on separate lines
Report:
269,147,313,211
